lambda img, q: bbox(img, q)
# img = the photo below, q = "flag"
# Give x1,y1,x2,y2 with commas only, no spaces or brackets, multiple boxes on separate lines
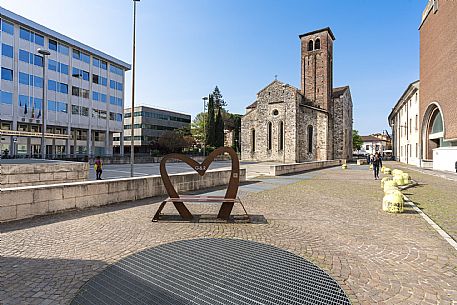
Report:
37,109,41,119
24,103,28,115
31,107,35,118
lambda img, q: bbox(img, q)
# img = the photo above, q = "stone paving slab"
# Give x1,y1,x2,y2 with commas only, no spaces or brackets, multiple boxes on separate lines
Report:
0,165,456,304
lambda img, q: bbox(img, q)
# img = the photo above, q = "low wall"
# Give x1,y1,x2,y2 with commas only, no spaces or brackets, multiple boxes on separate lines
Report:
433,147,457,172
0,161,89,188
0,168,246,222
269,160,343,176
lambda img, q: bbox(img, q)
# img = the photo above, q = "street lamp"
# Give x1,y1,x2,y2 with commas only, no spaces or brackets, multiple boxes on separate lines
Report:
37,48,50,159
202,96,208,156
130,0,140,177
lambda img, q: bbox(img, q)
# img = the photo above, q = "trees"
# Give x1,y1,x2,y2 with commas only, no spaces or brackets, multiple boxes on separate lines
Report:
215,108,225,147
206,94,216,146
353,130,363,151
212,86,226,109
191,112,207,145
158,130,189,153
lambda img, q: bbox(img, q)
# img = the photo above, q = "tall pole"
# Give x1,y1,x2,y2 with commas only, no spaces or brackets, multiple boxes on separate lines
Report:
38,49,50,159
130,0,140,177
202,96,208,156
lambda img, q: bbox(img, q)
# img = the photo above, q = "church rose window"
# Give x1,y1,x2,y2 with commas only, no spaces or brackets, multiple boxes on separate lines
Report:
315,38,321,50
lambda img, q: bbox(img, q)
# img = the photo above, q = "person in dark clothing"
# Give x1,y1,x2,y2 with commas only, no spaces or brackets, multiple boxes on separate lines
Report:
366,154,371,164
372,152,381,180
94,156,103,180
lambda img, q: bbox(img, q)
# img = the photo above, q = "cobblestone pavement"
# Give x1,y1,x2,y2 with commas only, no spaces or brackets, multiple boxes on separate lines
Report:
384,161,457,241
1,165,457,304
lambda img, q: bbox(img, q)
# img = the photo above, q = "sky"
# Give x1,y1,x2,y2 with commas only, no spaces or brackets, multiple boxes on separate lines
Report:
1,0,428,135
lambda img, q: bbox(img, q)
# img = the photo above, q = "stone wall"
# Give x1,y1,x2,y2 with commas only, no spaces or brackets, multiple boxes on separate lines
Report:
241,81,299,163
269,159,342,176
0,161,89,188
0,168,246,222
333,88,353,160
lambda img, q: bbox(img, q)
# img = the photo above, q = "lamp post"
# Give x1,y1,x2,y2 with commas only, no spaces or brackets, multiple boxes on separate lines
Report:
37,48,50,159
202,96,208,156
130,0,140,177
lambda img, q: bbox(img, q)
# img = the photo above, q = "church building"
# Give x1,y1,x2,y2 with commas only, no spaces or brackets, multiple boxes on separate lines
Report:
241,27,353,163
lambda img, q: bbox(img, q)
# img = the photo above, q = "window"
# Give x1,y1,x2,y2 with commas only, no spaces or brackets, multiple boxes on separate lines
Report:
93,57,100,67
101,60,107,70
0,90,13,104
57,102,68,113
92,91,99,101
48,59,58,71
110,65,123,75
81,52,90,64
366,145,370,150
20,28,31,41
415,143,418,157
315,38,321,50
19,95,29,108
1,67,13,81
81,106,89,116
101,77,107,86
272,109,279,116
251,129,256,152
72,105,79,115
1,20,14,35
267,122,272,150
82,70,89,81
279,121,284,151
58,44,69,55
59,83,68,94
72,86,80,97
34,76,43,88
49,39,57,51
100,94,107,103
48,80,57,91
48,100,57,112
308,40,314,51
2,43,13,58
19,72,29,85
72,49,80,60
409,118,412,134
34,54,43,67
19,50,29,62
92,74,99,84
308,125,313,153
34,34,44,46
60,63,69,75
415,115,418,130
110,79,116,89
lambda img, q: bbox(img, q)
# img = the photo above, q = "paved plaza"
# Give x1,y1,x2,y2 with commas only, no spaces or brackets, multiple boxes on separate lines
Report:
1,164,457,304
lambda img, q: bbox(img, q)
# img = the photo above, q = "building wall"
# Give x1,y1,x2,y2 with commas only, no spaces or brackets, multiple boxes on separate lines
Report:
420,1,457,141
332,89,353,160
241,81,299,162
0,7,128,157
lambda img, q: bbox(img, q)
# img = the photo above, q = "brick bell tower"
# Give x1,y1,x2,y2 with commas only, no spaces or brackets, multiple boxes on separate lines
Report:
299,27,335,111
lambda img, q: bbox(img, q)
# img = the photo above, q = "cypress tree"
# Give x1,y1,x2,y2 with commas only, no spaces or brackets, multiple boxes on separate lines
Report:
215,108,225,147
206,94,216,146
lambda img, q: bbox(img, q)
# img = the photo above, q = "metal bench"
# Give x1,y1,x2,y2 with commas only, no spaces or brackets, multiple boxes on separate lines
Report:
152,195,249,222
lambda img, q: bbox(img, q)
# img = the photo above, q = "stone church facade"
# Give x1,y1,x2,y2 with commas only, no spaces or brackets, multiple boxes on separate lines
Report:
241,27,353,163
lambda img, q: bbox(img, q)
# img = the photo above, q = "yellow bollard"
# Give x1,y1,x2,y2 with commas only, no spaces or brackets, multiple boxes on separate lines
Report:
381,177,392,189
342,164,347,170
401,173,411,184
383,168,391,175
382,190,404,213
393,175,405,186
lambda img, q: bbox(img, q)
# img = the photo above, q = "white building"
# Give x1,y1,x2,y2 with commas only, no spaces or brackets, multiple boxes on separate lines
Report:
0,7,130,158
388,80,421,167
359,135,389,156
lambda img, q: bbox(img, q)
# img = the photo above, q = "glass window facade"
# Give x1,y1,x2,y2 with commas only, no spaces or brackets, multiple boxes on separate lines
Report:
0,90,13,104
110,65,123,76
58,44,69,55
49,39,57,51
19,28,44,46
1,43,13,58
1,20,14,35
1,67,13,81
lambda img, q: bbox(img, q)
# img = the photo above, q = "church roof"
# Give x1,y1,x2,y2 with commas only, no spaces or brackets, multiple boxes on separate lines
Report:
332,86,350,98
299,27,336,41
246,101,257,109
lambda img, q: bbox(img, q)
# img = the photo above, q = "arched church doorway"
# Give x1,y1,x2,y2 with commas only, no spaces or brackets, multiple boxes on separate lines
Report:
422,103,444,160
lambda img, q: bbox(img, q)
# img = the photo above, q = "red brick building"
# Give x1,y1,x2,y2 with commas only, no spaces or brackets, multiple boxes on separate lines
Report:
419,0,457,171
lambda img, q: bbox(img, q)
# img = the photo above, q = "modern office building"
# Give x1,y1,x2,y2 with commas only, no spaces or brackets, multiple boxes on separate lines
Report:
0,6,130,158
114,106,191,154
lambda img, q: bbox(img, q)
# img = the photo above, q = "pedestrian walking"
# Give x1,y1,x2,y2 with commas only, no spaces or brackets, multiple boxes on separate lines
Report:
94,156,103,180
366,154,371,164
372,152,381,180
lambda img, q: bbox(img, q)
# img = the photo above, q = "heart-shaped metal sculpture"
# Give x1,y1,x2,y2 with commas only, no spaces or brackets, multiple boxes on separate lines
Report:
159,146,240,220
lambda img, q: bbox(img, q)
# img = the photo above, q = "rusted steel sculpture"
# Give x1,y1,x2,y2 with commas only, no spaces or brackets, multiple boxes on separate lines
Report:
153,146,241,221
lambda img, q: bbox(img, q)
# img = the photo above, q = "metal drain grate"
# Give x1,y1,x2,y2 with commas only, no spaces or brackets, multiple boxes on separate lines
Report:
71,238,351,305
